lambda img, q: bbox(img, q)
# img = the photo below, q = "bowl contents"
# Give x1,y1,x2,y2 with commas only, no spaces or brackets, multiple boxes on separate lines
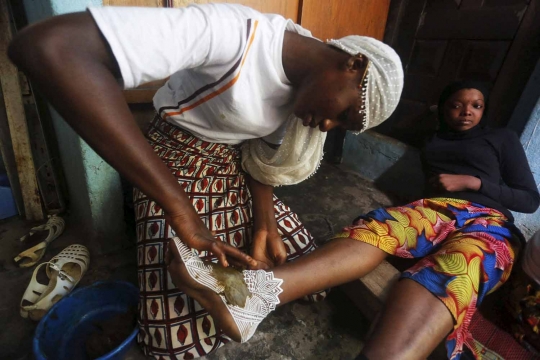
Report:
85,307,137,359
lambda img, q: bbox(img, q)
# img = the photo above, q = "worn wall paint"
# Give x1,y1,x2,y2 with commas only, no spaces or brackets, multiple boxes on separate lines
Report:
50,0,102,14
507,59,540,239
511,96,540,239
342,130,424,203
21,0,54,23
22,0,127,252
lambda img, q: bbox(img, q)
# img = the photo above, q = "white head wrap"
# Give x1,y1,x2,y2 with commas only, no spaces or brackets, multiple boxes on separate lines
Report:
327,35,404,133
242,35,403,186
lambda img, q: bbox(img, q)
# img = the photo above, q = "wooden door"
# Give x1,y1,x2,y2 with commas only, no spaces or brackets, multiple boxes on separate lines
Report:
300,0,390,41
376,0,540,146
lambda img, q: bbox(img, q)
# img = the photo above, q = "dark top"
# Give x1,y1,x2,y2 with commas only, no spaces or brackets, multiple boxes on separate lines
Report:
422,127,540,221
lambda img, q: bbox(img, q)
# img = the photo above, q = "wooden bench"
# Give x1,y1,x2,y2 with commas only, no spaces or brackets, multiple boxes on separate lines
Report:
339,260,400,323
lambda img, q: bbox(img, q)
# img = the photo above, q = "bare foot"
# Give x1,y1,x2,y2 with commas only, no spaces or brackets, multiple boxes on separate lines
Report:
167,255,243,342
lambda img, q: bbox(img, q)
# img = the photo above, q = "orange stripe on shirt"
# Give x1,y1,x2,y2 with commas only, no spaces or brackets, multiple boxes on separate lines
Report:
163,20,259,119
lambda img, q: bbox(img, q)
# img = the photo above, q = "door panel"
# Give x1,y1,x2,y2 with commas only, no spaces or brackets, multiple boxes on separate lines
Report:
300,0,390,40
407,40,447,77
457,41,510,81
377,0,540,146
418,2,526,39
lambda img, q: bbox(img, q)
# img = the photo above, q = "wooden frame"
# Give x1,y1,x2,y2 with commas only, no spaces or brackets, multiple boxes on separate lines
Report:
0,1,43,220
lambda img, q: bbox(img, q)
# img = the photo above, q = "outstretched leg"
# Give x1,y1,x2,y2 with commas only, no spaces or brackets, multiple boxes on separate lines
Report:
360,279,453,360
167,237,388,342
168,198,517,359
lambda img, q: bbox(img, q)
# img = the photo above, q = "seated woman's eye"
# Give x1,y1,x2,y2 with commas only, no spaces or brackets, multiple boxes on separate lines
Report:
474,104,483,109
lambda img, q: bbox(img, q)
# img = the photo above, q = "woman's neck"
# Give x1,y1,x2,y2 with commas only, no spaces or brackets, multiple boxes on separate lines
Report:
282,31,345,87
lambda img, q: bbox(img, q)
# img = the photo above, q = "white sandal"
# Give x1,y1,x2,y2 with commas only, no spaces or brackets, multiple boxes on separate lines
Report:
20,244,89,320
14,215,66,268
172,237,283,343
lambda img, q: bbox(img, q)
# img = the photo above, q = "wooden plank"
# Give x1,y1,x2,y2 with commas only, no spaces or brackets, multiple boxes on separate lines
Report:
300,0,391,41
417,5,526,40
382,0,409,47
489,0,540,127
0,1,43,220
0,81,23,214
123,88,158,104
123,78,168,104
339,260,400,321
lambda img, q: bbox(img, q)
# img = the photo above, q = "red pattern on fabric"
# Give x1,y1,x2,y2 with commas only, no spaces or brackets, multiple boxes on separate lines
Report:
470,312,534,359
334,198,517,360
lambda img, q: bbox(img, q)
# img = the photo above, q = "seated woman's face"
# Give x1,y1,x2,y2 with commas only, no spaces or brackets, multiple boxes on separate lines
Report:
443,88,485,132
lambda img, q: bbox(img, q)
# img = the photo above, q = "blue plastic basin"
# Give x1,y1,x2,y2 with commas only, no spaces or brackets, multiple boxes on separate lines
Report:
0,186,18,219
33,280,139,360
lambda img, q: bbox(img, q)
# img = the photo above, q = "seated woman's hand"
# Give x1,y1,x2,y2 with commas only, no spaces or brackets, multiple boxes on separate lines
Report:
166,213,257,268
429,174,481,192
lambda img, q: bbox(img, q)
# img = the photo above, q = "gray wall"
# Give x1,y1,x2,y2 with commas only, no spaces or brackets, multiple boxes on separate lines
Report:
342,130,424,204
22,0,127,252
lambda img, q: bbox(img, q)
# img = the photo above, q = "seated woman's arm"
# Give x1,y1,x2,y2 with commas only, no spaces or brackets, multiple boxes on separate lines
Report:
478,131,540,213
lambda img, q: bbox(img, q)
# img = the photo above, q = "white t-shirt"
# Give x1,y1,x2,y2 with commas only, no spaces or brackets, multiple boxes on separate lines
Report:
89,3,313,144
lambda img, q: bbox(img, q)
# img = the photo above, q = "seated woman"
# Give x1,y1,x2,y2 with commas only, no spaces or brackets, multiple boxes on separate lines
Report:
167,81,540,360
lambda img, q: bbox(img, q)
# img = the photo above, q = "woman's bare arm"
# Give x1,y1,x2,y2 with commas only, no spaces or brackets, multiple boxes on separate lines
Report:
8,12,255,267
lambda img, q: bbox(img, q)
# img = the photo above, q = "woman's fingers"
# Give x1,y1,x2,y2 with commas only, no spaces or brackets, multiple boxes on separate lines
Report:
226,257,247,269
208,241,257,268
222,244,257,268
249,259,270,270
270,243,287,266
172,232,257,268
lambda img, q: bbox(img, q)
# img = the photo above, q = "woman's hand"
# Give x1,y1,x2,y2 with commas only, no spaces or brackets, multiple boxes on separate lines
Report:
245,175,287,269
429,174,481,192
250,229,287,270
166,213,257,268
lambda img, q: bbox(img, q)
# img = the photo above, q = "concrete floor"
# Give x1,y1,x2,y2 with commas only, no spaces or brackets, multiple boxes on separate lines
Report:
0,162,402,360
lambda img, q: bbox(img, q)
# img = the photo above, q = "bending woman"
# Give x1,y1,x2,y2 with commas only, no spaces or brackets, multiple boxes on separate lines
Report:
167,81,540,360
8,3,403,358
